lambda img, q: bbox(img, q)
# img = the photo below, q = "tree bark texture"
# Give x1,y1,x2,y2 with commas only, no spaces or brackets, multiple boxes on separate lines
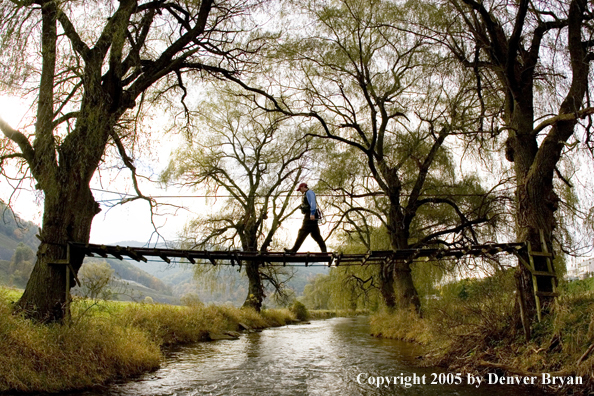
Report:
240,215,265,311
387,192,421,312
16,186,100,322
242,260,265,312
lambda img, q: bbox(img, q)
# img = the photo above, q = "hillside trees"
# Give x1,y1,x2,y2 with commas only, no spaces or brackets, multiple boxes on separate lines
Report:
0,0,262,322
431,0,594,324
8,243,35,287
226,0,499,311
162,89,314,311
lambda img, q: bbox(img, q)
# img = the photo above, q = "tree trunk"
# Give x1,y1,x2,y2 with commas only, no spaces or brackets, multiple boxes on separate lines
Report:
15,181,100,323
387,199,421,312
242,260,264,311
505,0,588,328
508,107,560,324
513,153,558,323
378,261,396,310
240,217,264,311
393,260,421,312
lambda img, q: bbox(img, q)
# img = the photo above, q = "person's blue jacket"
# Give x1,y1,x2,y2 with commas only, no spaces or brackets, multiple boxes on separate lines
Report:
305,189,317,217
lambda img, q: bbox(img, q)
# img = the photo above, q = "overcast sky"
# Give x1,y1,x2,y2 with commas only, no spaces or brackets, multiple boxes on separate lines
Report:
0,93,324,250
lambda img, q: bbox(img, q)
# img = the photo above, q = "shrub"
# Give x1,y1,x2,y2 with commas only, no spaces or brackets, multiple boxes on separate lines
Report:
180,292,203,307
290,301,309,321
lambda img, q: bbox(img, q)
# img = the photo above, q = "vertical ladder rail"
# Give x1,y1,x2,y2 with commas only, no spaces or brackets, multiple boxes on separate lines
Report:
526,230,559,322
539,229,558,311
526,241,543,322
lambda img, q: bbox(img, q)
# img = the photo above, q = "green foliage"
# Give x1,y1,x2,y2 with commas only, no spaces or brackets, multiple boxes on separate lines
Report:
301,267,383,312
8,243,34,288
301,273,332,309
290,300,309,321
559,277,594,295
180,292,204,307
0,243,35,288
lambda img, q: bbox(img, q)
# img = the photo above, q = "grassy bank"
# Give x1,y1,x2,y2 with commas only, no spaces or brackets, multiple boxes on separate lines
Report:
0,287,298,393
370,272,594,394
308,309,369,320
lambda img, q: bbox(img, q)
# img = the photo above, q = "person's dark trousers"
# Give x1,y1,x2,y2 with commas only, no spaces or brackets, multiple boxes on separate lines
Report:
289,217,327,252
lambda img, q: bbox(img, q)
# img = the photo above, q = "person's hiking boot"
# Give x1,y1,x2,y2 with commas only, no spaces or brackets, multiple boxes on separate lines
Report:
284,248,296,254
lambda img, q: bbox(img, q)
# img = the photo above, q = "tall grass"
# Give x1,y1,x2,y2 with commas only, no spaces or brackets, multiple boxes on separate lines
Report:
371,270,517,347
0,287,297,393
370,272,594,393
0,289,161,392
308,309,369,320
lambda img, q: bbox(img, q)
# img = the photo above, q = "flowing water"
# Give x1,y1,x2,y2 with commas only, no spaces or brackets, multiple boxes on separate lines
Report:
62,317,548,395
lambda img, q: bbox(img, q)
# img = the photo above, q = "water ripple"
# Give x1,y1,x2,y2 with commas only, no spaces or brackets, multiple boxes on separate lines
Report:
61,317,547,396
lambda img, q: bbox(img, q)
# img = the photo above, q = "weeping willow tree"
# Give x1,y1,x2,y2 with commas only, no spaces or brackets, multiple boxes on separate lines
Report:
308,126,509,312
310,114,503,313
222,0,505,312
426,0,594,326
162,88,315,311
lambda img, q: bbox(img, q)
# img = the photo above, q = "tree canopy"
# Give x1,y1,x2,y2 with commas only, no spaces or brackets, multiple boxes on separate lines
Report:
162,87,315,310
0,0,264,322
0,0,593,329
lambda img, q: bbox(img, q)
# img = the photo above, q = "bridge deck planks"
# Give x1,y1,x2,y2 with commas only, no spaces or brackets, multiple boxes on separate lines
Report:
68,242,527,267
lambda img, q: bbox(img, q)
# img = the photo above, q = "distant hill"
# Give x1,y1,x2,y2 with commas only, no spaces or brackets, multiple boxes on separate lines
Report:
0,208,177,302
0,203,40,261
102,257,173,294
72,257,178,304
110,240,330,305
0,212,330,306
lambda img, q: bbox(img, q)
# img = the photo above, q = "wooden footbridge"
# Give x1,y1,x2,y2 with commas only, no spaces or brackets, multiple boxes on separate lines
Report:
55,238,557,323
65,241,528,267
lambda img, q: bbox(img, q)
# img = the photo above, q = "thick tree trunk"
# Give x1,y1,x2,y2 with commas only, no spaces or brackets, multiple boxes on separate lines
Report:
242,260,264,311
240,218,264,311
514,202,557,326
513,145,559,323
508,107,561,325
387,200,421,312
15,181,100,323
393,260,420,312
378,261,396,310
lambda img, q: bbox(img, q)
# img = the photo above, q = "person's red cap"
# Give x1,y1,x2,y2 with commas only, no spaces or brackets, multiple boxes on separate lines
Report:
296,182,308,191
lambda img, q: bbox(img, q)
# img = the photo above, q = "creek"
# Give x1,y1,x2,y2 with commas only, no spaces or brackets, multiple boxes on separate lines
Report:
63,316,546,395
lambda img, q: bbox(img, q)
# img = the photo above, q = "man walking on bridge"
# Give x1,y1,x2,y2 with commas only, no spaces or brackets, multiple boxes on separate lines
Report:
285,182,327,253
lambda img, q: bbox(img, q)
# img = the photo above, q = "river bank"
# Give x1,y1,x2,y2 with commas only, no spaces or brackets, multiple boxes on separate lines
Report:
0,287,305,393
369,274,594,395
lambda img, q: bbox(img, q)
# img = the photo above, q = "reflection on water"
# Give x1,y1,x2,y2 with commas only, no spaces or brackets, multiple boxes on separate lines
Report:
63,317,547,396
